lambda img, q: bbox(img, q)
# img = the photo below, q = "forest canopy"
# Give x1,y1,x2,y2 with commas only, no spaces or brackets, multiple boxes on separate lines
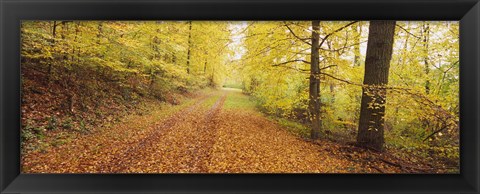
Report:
21,21,459,173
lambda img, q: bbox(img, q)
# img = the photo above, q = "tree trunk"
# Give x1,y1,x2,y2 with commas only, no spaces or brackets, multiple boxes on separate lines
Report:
97,22,103,44
353,22,362,67
204,59,207,74
47,21,58,83
356,21,396,151
61,22,68,61
186,21,193,74
422,22,430,94
309,20,322,139
74,23,80,64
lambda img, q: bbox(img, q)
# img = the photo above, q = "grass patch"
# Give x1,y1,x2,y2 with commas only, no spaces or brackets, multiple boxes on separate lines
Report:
222,83,243,89
201,92,222,108
222,88,257,110
267,116,310,138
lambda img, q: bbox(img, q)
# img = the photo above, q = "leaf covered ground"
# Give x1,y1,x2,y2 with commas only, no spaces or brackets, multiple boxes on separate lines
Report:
22,89,447,173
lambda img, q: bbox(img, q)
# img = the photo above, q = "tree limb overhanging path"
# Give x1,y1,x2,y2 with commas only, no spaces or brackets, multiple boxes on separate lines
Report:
22,89,428,173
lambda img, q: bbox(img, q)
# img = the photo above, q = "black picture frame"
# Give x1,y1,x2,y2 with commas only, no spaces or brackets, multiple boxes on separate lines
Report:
1,0,479,193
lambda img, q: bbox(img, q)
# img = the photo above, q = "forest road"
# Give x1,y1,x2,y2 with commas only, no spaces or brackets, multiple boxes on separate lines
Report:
22,88,372,173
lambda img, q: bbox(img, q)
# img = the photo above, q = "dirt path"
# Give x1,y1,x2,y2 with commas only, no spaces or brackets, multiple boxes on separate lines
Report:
22,89,382,173
96,93,216,172
114,93,227,173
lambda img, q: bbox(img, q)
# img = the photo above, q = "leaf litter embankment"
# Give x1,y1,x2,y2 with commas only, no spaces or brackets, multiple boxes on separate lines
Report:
22,92,213,173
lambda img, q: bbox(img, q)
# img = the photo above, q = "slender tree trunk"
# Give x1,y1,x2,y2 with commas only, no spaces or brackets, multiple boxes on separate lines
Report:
71,22,80,63
204,59,208,74
356,21,396,151
52,21,57,42
74,23,80,64
353,22,362,67
186,21,193,74
60,21,67,40
309,20,322,139
97,22,103,44
94,22,104,73
422,22,430,94
61,22,68,61
330,66,337,104
47,21,58,82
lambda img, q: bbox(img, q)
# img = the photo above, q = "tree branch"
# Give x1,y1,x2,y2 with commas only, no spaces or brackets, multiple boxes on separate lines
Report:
272,59,310,67
396,24,421,39
422,125,449,142
319,21,358,48
319,40,367,52
284,22,312,46
321,64,337,70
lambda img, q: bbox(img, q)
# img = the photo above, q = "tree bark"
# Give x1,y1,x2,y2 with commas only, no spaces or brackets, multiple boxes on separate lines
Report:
353,22,362,67
204,51,208,74
47,21,58,82
186,21,193,74
309,20,322,139
422,22,430,94
97,22,103,44
356,21,396,151
204,59,208,74
52,21,57,42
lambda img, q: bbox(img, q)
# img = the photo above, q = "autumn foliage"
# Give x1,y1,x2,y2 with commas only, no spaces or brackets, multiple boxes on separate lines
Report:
21,21,459,173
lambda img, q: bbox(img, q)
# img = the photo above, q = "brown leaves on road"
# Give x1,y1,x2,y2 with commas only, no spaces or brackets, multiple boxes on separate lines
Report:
117,93,226,173
22,89,417,173
208,110,368,173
